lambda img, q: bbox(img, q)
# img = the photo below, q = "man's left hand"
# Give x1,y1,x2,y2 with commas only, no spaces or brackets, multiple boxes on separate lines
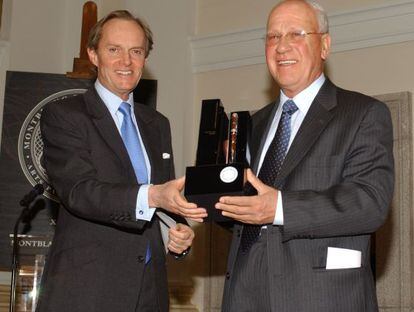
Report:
167,223,194,254
215,169,277,224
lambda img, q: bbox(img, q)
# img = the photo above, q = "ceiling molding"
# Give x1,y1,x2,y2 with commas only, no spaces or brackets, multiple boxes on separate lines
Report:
190,0,414,73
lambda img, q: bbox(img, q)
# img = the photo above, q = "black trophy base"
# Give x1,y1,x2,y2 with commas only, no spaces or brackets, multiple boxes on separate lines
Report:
184,163,245,222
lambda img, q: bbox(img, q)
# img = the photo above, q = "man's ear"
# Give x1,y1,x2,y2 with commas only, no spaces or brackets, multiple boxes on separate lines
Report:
87,48,98,67
321,33,331,60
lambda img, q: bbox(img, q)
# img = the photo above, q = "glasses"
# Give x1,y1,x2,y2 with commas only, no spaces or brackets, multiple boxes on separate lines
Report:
265,30,325,45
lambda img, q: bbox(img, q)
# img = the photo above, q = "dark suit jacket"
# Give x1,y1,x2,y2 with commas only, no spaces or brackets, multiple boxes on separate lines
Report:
222,79,394,312
36,87,176,312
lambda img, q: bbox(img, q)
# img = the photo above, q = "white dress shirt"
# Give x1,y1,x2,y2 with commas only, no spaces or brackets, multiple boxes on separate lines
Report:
257,74,326,225
95,80,156,221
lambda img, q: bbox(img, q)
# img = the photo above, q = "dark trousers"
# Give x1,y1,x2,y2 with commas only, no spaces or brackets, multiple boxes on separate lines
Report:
135,259,160,312
223,229,271,312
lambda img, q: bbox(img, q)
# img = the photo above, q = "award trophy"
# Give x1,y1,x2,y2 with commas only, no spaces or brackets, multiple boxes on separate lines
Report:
184,99,250,222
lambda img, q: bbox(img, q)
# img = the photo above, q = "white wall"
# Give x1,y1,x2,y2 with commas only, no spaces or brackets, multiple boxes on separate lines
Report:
327,41,414,97
9,0,68,74
7,0,126,74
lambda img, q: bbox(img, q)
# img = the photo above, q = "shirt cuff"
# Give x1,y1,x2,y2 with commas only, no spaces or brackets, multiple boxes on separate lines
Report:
273,190,284,225
136,184,156,221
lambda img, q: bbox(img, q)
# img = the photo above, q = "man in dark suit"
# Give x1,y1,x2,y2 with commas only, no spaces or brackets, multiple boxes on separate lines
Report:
36,10,206,312
216,1,394,311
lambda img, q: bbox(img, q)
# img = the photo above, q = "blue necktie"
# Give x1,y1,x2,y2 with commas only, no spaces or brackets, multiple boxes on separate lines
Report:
241,99,298,252
118,102,148,184
118,102,151,263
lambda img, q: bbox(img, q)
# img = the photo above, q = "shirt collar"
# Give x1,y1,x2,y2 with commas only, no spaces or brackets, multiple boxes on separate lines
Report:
279,73,325,115
94,79,134,115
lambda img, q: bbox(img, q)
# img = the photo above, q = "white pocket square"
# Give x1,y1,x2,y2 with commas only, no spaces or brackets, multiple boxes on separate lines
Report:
326,247,361,270
162,153,170,159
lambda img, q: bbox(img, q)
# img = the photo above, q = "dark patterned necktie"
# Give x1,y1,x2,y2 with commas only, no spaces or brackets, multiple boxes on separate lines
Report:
240,100,298,252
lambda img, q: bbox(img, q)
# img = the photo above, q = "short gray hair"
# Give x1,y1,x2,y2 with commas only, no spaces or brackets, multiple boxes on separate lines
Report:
305,0,329,33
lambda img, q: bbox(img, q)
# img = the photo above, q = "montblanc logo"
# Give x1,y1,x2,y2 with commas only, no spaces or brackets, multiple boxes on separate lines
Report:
18,89,87,202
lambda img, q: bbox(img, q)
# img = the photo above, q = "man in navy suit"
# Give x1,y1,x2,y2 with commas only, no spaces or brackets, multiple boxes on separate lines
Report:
216,1,394,311
37,10,206,312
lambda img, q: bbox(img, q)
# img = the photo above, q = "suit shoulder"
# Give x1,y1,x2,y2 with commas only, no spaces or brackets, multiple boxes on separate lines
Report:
332,86,393,133
42,93,86,120
336,86,389,112
135,103,170,124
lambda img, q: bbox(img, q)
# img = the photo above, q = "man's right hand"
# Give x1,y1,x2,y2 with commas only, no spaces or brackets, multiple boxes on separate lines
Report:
148,176,207,222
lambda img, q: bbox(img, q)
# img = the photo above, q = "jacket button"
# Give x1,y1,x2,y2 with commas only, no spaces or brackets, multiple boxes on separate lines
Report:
226,272,230,279
138,256,145,262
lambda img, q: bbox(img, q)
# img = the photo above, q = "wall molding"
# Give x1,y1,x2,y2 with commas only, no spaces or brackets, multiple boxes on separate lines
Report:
190,0,414,73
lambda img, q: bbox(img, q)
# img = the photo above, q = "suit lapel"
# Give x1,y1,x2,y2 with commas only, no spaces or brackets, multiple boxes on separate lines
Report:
134,105,163,184
274,79,338,187
84,88,136,181
251,101,280,174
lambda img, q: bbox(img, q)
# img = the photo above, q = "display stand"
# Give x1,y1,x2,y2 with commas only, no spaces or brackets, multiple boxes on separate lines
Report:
8,235,52,312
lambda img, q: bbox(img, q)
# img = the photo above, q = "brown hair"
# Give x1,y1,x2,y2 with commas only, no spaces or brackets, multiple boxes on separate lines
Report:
87,10,153,57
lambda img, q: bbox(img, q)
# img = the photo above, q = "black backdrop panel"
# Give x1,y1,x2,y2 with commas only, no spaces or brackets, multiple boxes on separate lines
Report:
0,71,157,268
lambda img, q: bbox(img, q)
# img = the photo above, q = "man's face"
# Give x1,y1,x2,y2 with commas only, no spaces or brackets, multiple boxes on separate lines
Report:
87,18,147,100
265,1,331,98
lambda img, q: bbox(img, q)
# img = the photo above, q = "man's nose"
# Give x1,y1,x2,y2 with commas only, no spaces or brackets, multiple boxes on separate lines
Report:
276,36,292,53
120,51,132,65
